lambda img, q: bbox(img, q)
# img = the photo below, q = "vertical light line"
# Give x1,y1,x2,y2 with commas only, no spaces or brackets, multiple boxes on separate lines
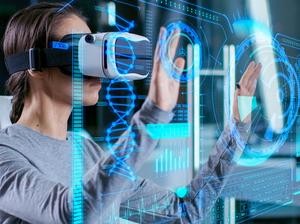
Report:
223,46,230,125
165,149,168,172
192,44,201,172
187,147,190,168
72,33,84,224
182,149,185,169
223,45,236,224
247,0,283,133
296,118,300,181
179,156,182,170
297,118,300,157
108,2,116,26
229,45,236,118
160,155,163,173
170,150,173,171
229,45,236,224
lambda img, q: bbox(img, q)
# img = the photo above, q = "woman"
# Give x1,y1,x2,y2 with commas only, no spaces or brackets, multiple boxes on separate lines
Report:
0,2,261,223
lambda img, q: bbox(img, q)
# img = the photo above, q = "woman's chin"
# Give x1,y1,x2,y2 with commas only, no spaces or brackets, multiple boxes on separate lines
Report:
83,95,99,106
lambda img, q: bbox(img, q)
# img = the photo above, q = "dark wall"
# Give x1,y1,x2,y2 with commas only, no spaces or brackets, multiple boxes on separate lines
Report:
0,0,30,95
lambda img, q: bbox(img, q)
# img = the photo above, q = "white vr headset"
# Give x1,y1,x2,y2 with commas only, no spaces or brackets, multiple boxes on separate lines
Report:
5,32,151,80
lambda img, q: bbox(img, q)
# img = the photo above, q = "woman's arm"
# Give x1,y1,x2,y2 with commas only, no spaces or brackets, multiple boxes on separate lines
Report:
119,59,262,223
119,120,250,223
0,97,174,224
0,146,70,223
102,97,174,176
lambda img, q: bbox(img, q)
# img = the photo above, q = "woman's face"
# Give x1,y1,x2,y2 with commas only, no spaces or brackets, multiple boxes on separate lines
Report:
40,15,101,107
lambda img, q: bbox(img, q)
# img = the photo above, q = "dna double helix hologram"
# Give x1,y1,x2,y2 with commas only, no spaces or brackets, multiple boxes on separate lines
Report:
97,6,139,180
95,5,135,32
105,79,137,180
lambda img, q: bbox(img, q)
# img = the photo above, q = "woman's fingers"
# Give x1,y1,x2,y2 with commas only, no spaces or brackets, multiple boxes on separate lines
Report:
170,57,185,102
248,63,262,94
154,27,165,63
152,27,182,78
175,57,185,70
172,57,185,83
238,61,262,96
239,61,255,87
152,27,166,83
168,29,181,61
233,89,241,121
248,63,262,84
246,63,261,86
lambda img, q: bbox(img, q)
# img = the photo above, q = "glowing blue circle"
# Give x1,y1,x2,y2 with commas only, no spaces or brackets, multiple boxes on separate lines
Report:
160,21,202,82
232,34,300,167
175,187,188,198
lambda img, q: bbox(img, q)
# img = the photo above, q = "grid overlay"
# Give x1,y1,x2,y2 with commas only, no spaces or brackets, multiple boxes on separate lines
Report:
71,35,84,223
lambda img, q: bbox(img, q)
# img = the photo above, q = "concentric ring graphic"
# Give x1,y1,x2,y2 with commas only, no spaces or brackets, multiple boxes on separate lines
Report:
160,21,202,82
231,34,300,166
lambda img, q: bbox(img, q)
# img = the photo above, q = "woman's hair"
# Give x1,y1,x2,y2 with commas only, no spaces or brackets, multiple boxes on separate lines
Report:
3,2,86,123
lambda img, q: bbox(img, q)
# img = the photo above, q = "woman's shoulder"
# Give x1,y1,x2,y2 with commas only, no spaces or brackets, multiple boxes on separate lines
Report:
0,124,69,154
0,124,22,146
0,124,50,145
0,125,31,159
0,125,108,164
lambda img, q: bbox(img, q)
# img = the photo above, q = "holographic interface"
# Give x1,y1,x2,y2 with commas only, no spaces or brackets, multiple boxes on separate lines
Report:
64,0,300,223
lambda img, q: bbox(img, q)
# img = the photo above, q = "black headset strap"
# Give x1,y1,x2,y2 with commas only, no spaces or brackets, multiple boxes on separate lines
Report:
5,48,73,75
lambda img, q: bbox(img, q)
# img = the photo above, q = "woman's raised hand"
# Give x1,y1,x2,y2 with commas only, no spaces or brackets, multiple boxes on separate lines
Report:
148,27,185,112
148,27,262,122
233,61,262,122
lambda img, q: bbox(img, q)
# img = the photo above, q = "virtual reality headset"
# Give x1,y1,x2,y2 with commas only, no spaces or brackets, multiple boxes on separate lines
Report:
5,32,152,80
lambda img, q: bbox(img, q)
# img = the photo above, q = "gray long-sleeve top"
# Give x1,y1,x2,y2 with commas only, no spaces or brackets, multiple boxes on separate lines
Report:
0,98,248,223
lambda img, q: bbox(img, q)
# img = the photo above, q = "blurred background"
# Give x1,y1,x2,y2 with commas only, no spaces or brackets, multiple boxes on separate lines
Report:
0,0,300,223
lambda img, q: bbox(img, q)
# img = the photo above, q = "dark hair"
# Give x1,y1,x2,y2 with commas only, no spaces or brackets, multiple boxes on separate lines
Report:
3,2,86,123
